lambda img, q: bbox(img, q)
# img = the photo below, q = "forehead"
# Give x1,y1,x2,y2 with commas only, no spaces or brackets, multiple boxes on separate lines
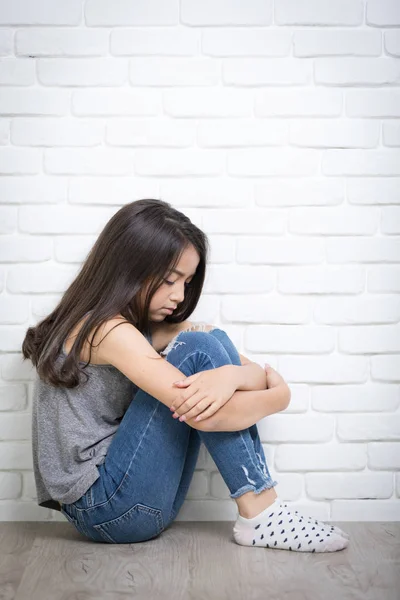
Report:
169,246,200,277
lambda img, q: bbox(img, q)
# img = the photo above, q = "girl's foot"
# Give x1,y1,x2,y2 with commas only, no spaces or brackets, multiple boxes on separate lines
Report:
281,501,350,540
233,497,349,553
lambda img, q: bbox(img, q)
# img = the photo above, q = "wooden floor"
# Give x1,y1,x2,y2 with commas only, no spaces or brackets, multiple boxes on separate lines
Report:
0,521,399,600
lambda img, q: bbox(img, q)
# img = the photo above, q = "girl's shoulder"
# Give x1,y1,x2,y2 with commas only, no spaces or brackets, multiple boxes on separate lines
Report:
63,313,128,366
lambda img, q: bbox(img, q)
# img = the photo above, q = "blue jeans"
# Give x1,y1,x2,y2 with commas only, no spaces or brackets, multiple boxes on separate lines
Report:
60,328,278,544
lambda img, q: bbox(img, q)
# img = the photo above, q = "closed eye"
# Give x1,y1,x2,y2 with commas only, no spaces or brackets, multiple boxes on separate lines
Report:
164,279,191,287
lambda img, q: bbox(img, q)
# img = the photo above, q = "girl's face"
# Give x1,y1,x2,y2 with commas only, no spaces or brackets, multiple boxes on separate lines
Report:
147,244,200,322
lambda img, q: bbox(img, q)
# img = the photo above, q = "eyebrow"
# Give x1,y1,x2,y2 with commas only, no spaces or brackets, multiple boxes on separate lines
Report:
170,268,196,278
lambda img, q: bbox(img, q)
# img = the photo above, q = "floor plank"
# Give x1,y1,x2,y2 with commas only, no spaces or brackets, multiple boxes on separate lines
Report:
0,521,398,600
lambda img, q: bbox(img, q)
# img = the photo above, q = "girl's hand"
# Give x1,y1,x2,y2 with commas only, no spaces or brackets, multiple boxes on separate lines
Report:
264,364,286,389
170,366,237,423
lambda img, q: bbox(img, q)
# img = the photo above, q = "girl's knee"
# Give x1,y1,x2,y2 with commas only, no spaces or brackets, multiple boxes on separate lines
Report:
160,327,221,359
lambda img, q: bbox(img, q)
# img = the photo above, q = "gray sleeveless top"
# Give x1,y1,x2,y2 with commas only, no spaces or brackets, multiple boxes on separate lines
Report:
31,327,152,512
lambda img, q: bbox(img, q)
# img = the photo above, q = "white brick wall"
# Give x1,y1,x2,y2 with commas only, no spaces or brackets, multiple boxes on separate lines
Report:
0,0,399,523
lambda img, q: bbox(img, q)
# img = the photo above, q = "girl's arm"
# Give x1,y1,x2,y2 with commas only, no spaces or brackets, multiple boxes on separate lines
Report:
200,383,290,433
232,361,268,391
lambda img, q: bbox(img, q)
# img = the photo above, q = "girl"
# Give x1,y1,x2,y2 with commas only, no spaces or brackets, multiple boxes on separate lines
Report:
22,198,349,551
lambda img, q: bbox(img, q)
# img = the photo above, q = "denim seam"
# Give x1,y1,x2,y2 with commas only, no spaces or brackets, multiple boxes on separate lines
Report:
230,481,275,500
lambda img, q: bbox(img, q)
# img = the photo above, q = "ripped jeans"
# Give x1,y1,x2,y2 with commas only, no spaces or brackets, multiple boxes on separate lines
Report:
60,326,278,544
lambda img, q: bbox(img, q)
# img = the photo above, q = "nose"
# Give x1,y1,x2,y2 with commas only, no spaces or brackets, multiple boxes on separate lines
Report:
170,282,185,304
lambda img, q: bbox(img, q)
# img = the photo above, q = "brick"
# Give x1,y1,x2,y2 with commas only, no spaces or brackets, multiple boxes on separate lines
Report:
106,118,195,147
206,265,273,293
130,58,219,86
0,472,22,499
164,89,253,117
72,89,161,116
371,354,400,380
187,471,208,498
0,296,29,324
16,28,109,57
337,415,400,440
198,118,288,147
346,90,400,117
19,205,115,234
255,89,342,117
369,267,400,293
275,443,366,471
69,177,159,204
7,264,79,294
294,30,381,57
322,150,400,176
38,58,128,86
237,238,324,265
368,443,400,469
0,118,8,144
382,121,400,146
366,0,400,26
340,324,400,353
382,207,400,233
278,355,367,384
314,294,399,326
258,414,334,442
159,179,250,207
221,295,305,324
245,324,335,354
0,412,31,438
0,176,67,204
313,383,399,412
181,0,272,26
0,0,82,25
0,28,13,55
0,58,35,85
203,29,290,57
0,442,32,468
12,118,104,146
290,119,379,148
0,206,17,233
384,30,400,56
203,209,284,234
0,384,26,411
278,265,364,292
332,500,400,521
0,89,70,116
255,178,344,206
228,148,319,176
134,149,224,176
44,148,133,175
0,235,52,262
0,148,41,174
31,297,62,320
347,178,400,205
306,472,392,499
111,28,199,56
1,355,36,381
55,235,96,263
315,58,400,85
85,0,179,26
289,206,378,234
223,58,312,86
275,0,363,25
326,237,400,263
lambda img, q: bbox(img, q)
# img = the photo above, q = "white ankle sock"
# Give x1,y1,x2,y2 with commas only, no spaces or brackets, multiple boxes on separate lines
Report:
280,501,350,540
233,497,349,553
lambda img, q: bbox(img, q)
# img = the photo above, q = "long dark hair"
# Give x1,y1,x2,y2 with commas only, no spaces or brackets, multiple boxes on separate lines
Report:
22,199,209,388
